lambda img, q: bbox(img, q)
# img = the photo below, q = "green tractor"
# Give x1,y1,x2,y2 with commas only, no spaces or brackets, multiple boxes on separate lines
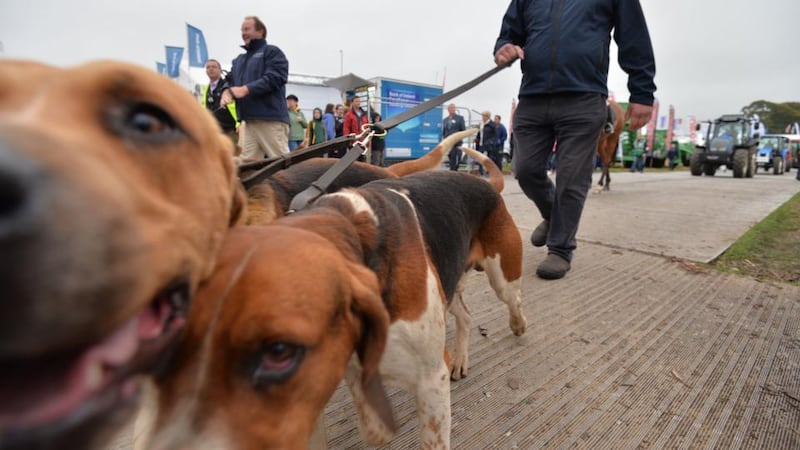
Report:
690,114,759,178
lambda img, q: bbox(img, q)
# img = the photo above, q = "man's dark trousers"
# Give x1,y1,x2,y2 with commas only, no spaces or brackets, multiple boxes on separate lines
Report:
512,92,606,262
448,148,462,171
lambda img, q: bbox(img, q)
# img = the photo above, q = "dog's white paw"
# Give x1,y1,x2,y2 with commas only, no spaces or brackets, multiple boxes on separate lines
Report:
450,353,469,381
510,313,527,336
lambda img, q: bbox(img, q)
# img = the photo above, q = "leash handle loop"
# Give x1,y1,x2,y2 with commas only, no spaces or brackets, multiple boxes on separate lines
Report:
363,122,387,138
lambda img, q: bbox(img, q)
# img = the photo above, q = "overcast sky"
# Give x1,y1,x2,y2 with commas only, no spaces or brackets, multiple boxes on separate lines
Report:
2,0,798,129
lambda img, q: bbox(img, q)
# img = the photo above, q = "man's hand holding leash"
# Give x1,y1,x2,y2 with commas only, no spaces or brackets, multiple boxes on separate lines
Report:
220,86,249,106
494,43,524,66
625,103,652,131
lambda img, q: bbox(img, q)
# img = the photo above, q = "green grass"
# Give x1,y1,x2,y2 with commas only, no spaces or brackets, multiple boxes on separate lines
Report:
713,192,800,285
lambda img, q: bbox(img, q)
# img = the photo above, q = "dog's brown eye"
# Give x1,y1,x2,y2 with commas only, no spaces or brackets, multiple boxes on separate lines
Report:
130,111,170,134
108,102,183,141
127,103,179,135
251,342,305,389
262,343,296,370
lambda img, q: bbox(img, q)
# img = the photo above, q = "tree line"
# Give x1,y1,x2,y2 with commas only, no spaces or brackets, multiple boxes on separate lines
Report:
741,101,800,134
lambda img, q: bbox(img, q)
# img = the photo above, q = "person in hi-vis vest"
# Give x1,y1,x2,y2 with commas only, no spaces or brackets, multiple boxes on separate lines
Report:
202,59,240,152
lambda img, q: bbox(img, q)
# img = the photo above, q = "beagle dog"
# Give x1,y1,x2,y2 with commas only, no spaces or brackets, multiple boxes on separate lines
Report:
143,146,526,449
0,60,242,449
137,226,391,450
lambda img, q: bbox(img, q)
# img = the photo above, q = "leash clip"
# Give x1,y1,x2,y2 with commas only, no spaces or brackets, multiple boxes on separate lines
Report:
355,124,376,154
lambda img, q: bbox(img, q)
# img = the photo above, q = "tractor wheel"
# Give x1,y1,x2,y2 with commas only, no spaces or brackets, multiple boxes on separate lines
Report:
732,149,747,178
746,152,757,178
773,157,782,175
704,165,717,176
690,153,703,176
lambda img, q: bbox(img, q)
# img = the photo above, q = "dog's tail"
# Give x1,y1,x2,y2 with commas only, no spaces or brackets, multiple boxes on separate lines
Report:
457,146,504,193
386,129,478,177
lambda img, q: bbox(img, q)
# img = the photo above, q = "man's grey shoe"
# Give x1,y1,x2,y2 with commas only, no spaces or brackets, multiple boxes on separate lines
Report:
530,220,549,247
536,254,571,280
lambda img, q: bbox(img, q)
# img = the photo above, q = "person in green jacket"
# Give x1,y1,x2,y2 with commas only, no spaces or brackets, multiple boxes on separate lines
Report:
307,107,327,147
632,138,646,173
286,94,307,151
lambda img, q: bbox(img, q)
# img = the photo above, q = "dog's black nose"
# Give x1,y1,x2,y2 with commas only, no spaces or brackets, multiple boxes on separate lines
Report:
0,138,39,239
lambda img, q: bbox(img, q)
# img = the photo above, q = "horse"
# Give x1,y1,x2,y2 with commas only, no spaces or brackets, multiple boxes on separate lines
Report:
596,99,624,191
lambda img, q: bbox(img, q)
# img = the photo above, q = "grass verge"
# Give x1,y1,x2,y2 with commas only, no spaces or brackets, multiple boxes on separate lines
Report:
712,191,800,285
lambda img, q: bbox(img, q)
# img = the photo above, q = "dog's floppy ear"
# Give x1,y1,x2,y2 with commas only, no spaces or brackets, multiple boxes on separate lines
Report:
346,261,396,434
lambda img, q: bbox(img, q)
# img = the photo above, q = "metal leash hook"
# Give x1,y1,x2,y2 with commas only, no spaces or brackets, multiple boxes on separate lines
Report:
355,123,378,155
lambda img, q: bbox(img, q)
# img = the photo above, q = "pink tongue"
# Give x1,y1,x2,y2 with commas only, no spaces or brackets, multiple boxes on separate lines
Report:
0,312,144,430
87,313,141,366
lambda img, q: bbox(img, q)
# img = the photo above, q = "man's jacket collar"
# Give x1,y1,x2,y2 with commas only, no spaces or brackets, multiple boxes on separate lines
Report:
241,38,267,52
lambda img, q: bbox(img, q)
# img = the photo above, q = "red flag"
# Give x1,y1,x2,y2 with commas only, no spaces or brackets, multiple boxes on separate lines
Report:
645,99,660,152
665,105,675,146
509,98,517,134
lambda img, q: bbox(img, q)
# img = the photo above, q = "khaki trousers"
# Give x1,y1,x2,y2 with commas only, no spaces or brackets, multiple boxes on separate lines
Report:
241,120,289,159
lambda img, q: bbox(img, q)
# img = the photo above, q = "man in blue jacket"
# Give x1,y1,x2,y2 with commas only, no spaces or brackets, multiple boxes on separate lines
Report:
221,16,289,159
494,0,656,280
442,104,467,171
495,114,508,158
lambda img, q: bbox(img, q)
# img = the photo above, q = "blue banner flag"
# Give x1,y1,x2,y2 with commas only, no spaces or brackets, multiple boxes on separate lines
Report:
187,24,208,68
165,46,184,78
156,62,167,75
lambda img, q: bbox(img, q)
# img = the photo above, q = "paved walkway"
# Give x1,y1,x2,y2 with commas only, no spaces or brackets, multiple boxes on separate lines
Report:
323,171,800,449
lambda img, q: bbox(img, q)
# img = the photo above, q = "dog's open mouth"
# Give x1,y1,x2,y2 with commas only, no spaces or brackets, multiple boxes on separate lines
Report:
0,278,190,444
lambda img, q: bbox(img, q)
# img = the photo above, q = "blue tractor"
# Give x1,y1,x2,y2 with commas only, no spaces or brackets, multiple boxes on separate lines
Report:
690,114,759,178
755,134,791,175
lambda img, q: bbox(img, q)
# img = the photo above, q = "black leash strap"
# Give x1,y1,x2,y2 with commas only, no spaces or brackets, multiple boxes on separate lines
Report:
287,142,366,213
371,62,513,133
240,135,357,189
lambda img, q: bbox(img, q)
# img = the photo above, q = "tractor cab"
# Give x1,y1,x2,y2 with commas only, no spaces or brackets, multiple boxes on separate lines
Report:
755,135,791,175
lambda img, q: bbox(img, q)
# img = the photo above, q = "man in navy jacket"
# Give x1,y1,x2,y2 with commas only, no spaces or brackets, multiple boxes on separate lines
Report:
442,103,467,171
494,0,656,280
495,114,508,157
221,16,290,159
